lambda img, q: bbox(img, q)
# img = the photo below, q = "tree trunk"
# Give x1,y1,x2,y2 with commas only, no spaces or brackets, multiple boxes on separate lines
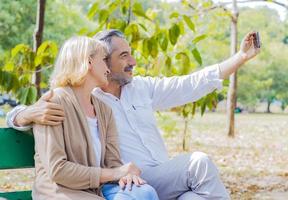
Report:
127,0,132,25
182,119,189,151
266,100,272,113
33,0,46,98
227,0,239,138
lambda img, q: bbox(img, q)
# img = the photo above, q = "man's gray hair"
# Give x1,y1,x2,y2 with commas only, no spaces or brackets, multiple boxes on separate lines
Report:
93,29,125,54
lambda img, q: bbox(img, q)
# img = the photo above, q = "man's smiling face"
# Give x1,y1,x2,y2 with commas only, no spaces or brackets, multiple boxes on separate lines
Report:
107,36,137,86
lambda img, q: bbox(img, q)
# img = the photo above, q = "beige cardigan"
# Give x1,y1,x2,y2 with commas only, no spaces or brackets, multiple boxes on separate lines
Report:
32,87,122,200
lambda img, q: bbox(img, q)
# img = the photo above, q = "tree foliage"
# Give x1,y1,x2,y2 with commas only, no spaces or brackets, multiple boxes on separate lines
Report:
0,41,58,104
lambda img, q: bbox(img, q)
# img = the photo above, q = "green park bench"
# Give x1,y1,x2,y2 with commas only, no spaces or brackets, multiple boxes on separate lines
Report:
0,128,34,200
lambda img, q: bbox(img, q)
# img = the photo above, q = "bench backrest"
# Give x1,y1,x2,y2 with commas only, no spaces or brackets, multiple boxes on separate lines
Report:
0,128,34,200
0,128,34,169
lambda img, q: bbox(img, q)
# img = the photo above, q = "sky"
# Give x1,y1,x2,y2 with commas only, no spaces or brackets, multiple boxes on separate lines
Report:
213,0,287,21
163,0,288,21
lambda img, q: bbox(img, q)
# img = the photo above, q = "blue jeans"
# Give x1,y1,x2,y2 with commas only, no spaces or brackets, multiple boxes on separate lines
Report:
102,183,159,200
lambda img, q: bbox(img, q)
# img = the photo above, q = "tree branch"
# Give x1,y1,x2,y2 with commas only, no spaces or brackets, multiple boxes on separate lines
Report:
220,0,288,10
127,0,132,25
187,2,230,15
187,0,288,15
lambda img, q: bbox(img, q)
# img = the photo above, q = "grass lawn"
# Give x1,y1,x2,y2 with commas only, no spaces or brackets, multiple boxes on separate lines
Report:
1,112,287,199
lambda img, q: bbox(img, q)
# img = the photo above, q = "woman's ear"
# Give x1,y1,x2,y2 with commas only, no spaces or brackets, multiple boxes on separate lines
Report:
88,60,93,70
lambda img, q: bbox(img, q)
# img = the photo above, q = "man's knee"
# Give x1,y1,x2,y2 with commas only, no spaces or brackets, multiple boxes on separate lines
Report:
190,151,210,164
189,151,218,174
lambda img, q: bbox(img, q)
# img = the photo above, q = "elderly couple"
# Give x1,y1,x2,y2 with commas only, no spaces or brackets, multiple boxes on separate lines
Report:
7,29,259,200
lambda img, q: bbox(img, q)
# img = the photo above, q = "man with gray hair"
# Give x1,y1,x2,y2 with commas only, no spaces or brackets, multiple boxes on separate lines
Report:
7,29,260,200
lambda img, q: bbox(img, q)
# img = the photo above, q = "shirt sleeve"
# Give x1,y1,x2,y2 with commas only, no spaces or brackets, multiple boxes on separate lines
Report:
145,64,223,111
6,105,32,131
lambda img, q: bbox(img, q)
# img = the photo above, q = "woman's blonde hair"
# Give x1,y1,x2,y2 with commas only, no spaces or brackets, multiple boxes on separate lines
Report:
50,36,108,88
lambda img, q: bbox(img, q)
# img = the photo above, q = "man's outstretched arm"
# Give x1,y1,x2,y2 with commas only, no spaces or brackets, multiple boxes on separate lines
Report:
147,31,260,111
219,32,260,79
6,90,65,130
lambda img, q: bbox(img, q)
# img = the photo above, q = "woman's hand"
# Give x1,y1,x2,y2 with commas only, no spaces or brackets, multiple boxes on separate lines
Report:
118,162,141,177
119,174,146,190
108,162,141,182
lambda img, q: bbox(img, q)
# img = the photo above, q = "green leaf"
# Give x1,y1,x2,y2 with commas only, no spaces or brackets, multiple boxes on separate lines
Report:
78,27,89,35
27,86,37,105
40,82,48,89
192,34,207,44
19,87,29,105
98,9,109,24
192,102,196,116
11,44,29,58
148,37,158,58
19,74,30,85
11,78,20,93
108,18,127,31
223,79,230,86
10,44,35,71
3,72,11,91
165,56,172,71
87,2,99,19
169,23,180,45
0,71,12,92
178,21,185,35
35,41,58,67
146,8,158,20
0,70,3,86
5,73,14,92
157,32,168,51
176,52,190,74
183,15,195,32
206,95,214,110
121,4,128,15
169,12,179,19
132,3,150,20
142,39,149,58
138,23,148,32
182,104,190,118
108,1,119,13
3,62,14,71
171,67,178,74
124,23,139,35
192,48,202,65
135,67,146,76
200,101,206,116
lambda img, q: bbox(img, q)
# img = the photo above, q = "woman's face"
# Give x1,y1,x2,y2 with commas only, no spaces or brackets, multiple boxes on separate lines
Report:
89,51,110,87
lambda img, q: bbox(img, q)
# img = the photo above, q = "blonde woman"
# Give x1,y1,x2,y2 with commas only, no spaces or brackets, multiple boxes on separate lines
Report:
32,36,159,200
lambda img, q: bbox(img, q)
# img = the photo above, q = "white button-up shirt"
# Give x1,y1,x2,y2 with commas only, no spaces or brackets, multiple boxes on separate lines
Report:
7,64,223,170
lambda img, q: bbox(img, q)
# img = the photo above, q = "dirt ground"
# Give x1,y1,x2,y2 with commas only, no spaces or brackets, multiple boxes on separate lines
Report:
160,112,288,200
0,112,288,199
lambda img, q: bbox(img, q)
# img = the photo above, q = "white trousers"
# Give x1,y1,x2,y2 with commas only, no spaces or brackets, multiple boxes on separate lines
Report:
142,152,230,200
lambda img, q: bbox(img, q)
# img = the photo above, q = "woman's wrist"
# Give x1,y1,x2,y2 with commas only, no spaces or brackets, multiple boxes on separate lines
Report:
113,166,126,180
100,168,122,183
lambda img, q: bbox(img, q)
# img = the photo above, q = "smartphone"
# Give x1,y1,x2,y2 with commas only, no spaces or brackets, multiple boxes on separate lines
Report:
253,32,261,48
